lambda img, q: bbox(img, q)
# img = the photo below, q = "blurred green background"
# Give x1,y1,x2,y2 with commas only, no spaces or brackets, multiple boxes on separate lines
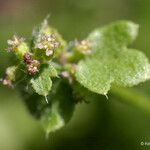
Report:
0,0,150,150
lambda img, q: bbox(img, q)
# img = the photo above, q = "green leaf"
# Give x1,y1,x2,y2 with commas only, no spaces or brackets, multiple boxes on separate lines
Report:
41,80,75,134
76,21,150,95
20,79,75,134
30,66,53,96
48,64,58,78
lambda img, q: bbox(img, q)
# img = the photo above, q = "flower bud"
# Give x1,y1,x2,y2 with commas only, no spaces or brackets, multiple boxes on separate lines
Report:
6,66,17,81
61,40,92,63
23,52,33,64
2,78,12,87
61,64,77,83
27,60,40,76
23,52,40,76
75,40,92,55
2,66,17,87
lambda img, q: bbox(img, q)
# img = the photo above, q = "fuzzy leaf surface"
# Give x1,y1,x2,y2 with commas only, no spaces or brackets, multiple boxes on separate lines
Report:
30,66,54,96
76,21,150,95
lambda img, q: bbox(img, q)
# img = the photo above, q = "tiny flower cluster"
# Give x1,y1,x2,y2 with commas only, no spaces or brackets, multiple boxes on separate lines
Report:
23,53,40,76
75,40,92,55
7,35,25,52
2,66,17,87
35,34,59,56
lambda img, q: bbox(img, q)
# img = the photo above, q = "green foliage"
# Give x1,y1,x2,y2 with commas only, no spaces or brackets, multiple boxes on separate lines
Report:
76,21,150,95
41,80,75,134
1,19,150,134
30,66,53,97
30,64,58,97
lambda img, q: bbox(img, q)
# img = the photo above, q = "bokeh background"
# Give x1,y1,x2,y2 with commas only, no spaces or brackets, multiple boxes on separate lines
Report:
0,0,150,150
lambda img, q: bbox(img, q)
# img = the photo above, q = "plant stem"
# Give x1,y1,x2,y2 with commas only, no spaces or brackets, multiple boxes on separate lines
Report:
111,86,150,114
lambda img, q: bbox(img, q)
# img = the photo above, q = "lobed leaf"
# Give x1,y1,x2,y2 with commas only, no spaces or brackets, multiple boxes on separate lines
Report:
76,21,150,95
